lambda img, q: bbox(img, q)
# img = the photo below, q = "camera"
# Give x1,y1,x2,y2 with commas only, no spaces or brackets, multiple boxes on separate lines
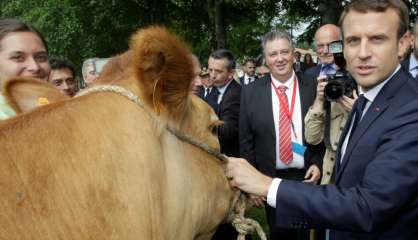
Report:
323,40,357,101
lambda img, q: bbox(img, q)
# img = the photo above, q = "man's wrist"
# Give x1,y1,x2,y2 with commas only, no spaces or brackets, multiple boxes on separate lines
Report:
266,178,282,208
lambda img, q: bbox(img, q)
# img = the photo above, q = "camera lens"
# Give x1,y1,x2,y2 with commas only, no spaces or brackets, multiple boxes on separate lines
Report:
325,80,345,101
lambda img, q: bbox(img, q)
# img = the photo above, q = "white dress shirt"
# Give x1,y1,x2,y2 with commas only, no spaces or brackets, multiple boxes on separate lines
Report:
216,79,233,104
271,71,304,169
243,74,255,85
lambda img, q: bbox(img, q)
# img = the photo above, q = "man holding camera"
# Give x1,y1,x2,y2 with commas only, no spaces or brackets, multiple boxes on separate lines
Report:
305,24,341,78
227,0,418,239
304,24,358,185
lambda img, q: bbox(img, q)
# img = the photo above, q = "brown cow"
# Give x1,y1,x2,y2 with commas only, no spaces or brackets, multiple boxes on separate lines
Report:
0,26,235,239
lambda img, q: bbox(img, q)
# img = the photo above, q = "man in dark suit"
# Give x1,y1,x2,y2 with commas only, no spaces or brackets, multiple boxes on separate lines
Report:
401,20,418,79
239,29,324,240
239,58,258,86
305,24,342,78
226,1,418,239
293,51,307,74
196,67,220,111
208,49,241,240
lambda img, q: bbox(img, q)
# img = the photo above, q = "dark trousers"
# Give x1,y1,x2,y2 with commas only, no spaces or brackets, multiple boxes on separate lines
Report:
211,223,238,240
212,223,253,240
265,168,309,240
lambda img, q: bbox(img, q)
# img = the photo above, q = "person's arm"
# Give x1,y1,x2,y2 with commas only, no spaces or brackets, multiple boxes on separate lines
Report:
305,77,327,145
227,101,418,232
218,85,240,143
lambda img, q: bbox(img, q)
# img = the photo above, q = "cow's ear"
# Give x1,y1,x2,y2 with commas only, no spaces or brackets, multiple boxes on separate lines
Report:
3,77,69,113
130,26,194,122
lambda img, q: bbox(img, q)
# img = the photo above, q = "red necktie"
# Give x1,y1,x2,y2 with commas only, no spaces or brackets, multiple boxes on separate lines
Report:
277,85,293,165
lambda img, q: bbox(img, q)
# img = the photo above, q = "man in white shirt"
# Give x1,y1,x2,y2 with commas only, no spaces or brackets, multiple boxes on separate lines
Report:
239,58,258,85
227,1,418,239
239,29,323,240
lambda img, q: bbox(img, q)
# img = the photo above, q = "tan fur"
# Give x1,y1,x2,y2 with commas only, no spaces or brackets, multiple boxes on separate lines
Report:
0,26,233,239
129,26,194,122
3,77,69,113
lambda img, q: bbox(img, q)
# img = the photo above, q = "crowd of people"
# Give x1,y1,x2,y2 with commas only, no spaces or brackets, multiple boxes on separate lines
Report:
0,19,108,120
0,0,418,239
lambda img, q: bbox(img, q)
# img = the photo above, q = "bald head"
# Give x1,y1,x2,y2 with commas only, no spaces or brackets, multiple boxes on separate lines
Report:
314,24,342,65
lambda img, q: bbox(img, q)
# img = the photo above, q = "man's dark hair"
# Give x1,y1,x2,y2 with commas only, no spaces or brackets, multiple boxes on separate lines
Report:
209,49,236,71
339,0,409,39
244,58,256,66
261,29,294,56
49,57,76,78
0,18,48,52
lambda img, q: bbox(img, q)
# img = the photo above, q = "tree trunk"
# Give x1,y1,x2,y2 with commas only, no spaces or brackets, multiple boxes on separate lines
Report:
318,0,343,25
208,0,227,49
143,0,167,25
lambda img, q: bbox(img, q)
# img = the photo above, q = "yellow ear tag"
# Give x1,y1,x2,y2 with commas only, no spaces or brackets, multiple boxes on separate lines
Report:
37,97,50,106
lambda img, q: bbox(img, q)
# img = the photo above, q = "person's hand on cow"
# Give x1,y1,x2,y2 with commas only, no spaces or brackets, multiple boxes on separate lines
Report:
303,164,321,184
225,157,273,197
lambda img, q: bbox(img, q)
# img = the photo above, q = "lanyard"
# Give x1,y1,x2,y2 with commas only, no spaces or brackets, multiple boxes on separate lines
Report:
272,76,298,139
272,77,298,120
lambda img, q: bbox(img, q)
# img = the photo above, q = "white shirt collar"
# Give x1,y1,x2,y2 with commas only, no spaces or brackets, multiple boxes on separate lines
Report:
217,79,233,95
270,71,295,89
359,65,401,103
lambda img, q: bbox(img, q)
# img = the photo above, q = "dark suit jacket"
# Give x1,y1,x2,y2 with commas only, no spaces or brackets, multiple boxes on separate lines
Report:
239,75,258,86
196,86,205,99
239,73,324,177
304,65,322,79
275,69,418,239
218,80,241,157
293,61,307,73
400,56,413,78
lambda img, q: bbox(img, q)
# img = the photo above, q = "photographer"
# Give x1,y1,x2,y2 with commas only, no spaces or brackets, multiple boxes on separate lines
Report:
304,41,358,185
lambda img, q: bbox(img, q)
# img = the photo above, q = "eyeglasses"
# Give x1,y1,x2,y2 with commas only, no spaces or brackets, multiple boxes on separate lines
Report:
315,43,330,51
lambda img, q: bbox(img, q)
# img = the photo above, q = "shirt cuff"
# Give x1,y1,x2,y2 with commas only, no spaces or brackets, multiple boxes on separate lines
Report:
267,178,281,208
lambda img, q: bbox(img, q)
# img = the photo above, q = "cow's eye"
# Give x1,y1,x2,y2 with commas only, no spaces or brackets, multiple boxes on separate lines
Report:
208,120,223,135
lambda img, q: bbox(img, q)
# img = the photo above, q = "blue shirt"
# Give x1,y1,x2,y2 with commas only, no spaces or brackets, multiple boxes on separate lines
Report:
409,53,418,78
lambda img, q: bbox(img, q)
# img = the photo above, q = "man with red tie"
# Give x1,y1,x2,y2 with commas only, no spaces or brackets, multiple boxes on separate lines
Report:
239,29,324,240
230,1,418,239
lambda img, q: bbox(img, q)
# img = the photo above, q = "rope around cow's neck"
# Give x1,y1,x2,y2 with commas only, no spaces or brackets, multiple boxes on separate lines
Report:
76,85,266,240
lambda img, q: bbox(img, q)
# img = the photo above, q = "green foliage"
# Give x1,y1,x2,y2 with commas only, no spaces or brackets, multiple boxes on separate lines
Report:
1,0,417,75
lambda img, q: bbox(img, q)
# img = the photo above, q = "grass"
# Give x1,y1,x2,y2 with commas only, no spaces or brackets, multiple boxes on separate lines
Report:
245,207,269,240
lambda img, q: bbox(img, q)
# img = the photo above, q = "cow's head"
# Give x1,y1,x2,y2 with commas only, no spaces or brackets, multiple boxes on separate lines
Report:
3,26,222,151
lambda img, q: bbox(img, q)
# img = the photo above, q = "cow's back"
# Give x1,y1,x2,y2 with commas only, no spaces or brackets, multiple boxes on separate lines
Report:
0,26,234,240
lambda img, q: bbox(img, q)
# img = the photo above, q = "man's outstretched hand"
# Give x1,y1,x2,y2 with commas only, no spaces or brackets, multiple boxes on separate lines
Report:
225,157,273,197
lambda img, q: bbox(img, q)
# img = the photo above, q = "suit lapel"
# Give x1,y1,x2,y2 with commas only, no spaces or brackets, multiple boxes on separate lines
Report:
335,107,355,173
260,76,276,141
335,69,408,181
298,74,314,120
298,73,315,141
